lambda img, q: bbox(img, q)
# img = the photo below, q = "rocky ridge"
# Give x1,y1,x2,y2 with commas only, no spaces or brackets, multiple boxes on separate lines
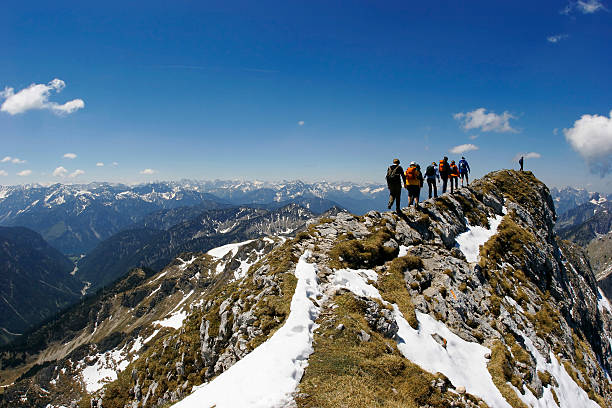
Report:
1,170,611,407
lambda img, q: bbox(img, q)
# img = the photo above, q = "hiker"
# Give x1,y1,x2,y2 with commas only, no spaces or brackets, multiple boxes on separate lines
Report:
519,156,524,171
458,156,470,187
386,159,406,213
425,161,440,199
449,160,459,193
439,156,450,194
405,161,423,207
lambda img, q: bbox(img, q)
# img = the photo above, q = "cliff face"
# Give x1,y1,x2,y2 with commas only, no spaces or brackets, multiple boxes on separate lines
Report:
2,170,611,408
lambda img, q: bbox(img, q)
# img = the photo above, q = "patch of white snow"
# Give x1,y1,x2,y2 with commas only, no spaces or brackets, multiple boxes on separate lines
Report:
207,240,254,259
597,288,611,314
455,210,505,263
172,250,322,408
513,333,600,408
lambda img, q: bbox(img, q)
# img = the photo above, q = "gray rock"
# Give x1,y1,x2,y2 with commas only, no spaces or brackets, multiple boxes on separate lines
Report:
358,330,371,342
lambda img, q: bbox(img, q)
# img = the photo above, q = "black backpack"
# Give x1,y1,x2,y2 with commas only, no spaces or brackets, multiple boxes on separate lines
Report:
425,165,435,177
386,165,401,186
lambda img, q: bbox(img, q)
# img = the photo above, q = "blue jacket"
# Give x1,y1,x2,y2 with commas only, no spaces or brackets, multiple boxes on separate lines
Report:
458,159,470,173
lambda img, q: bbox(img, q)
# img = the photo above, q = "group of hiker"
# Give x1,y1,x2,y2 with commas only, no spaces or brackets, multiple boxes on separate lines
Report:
386,156,471,213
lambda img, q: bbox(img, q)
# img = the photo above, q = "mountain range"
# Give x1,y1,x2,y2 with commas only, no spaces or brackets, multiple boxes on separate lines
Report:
76,203,340,291
0,227,82,346
0,181,385,255
1,170,610,407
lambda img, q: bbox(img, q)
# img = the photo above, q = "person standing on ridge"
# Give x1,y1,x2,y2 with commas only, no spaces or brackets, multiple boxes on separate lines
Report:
386,159,405,214
449,160,459,193
439,156,450,194
405,161,423,207
425,161,440,198
519,156,524,171
458,156,471,187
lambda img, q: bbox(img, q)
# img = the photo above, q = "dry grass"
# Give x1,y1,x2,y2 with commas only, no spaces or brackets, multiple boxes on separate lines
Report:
296,293,448,408
329,228,399,269
487,341,529,408
377,256,422,328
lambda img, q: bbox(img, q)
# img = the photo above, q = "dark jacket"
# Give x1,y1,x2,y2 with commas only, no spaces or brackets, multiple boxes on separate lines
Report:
386,164,406,188
439,159,450,177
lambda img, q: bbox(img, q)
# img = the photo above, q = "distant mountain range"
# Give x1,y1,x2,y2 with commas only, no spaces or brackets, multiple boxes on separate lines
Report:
76,203,340,290
0,192,341,342
549,186,612,216
0,226,82,345
0,181,385,254
551,188,612,300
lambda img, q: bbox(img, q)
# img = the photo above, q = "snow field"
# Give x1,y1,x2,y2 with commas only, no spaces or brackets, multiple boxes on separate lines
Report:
394,309,512,408
331,266,511,408
455,207,506,263
206,240,254,259
172,250,322,408
80,347,131,393
513,333,600,408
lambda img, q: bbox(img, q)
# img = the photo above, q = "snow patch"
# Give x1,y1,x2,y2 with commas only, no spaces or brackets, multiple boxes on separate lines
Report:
80,347,130,393
514,333,600,408
173,251,322,408
332,269,381,299
597,288,611,314
177,255,197,271
455,209,506,263
207,240,254,259
155,311,188,329
330,267,511,408
398,245,412,257
143,329,160,344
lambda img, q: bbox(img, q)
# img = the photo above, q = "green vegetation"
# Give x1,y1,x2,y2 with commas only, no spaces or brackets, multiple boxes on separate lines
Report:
479,215,535,270
249,273,298,349
377,255,423,328
487,341,529,408
479,170,542,211
537,370,552,387
329,228,398,269
526,300,562,339
454,193,489,227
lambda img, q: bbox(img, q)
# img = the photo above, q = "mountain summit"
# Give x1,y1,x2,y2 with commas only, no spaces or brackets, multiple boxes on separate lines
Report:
1,170,610,407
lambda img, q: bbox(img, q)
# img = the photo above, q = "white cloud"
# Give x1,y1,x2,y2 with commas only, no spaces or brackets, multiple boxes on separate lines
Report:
298,120,305,126
63,152,77,159
469,135,478,140
449,144,479,154
564,110,612,176
0,78,84,116
562,0,606,14
69,169,85,178
514,152,542,161
547,34,569,43
140,168,157,175
17,169,32,176
577,0,605,12
53,166,68,177
112,162,119,167
553,128,559,135
453,108,517,133
96,162,104,167
0,170,7,176
1,156,26,164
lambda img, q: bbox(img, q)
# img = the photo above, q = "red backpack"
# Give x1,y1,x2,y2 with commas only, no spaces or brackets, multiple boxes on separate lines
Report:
439,160,447,173
405,166,417,181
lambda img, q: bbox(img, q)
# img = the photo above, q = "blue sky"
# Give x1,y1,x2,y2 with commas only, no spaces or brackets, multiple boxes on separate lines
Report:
1,1,611,192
